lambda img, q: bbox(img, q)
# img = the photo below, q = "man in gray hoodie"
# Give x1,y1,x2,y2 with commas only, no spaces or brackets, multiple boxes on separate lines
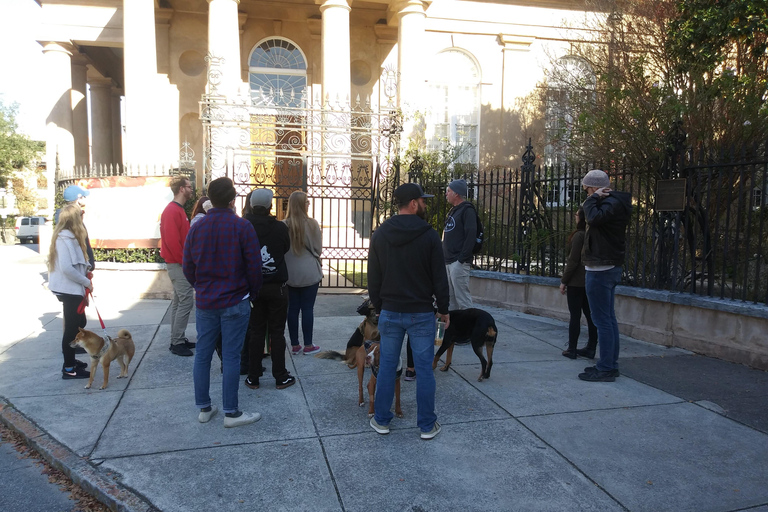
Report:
442,179,476,310
368,183,450,440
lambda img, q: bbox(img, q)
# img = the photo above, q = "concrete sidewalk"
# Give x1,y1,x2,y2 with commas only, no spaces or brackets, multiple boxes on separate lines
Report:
1,246,767,511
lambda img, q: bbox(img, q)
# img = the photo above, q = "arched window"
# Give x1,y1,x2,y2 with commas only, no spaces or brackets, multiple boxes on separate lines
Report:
425,49,481,168
248,38,307,107
545,56,595,168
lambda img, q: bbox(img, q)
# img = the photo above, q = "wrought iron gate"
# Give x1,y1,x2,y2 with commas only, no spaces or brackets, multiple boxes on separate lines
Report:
200,57,401,288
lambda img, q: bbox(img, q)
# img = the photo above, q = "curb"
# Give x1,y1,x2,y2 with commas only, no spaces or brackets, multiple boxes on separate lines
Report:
0,398,158,512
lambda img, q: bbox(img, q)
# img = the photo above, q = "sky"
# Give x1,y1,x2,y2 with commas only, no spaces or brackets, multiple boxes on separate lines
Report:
0,0,45,140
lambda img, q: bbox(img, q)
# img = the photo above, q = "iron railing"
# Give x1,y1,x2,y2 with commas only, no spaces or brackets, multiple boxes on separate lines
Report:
409,141,768,304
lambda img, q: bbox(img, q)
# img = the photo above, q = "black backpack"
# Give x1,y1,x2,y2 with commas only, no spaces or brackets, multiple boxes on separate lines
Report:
466,203,485,254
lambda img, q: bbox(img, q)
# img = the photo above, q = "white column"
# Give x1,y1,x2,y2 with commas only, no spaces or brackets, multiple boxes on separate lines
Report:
89,78,113,166
71,55,90,167
111,88,123,165
123,0,158,165
207,0,242,98
395,0,427,111
41,42,75,175
319,0,351,104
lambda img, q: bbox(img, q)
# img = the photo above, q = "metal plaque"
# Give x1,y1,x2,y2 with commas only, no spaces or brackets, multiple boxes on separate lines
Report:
656,179,686,211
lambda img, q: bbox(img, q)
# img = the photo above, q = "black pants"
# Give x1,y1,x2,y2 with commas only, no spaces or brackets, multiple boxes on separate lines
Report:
566,286,598,351
248,282,290,381
57,293,87,369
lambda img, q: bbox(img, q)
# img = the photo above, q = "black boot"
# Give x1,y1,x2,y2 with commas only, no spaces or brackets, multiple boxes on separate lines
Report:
576,346,596,359
562,348,577,359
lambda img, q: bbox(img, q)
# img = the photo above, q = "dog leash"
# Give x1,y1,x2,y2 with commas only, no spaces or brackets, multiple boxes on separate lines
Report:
86,289,111,342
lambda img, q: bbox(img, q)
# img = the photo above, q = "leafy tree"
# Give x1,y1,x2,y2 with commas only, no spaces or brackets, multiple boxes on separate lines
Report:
0,99,42,188
543,0,768,170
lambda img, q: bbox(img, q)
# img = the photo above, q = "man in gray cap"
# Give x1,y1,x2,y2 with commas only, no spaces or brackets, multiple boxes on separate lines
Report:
242,188,295,391
442,178,476,310
578,169,632,383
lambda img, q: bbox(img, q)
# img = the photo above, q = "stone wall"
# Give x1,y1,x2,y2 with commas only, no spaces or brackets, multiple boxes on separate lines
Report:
470,270,768,371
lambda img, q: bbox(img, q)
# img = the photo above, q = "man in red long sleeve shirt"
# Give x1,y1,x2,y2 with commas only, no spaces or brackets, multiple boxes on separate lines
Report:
160,175,195,356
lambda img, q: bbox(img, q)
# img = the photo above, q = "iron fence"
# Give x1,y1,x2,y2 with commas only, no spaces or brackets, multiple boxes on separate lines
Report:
410,141,768,305
57,163,194,191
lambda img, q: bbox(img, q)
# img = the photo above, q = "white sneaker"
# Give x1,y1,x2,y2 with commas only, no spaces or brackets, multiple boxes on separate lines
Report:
223,411,262,428
420,421,441,440
370,417,390,435
198,406,218,423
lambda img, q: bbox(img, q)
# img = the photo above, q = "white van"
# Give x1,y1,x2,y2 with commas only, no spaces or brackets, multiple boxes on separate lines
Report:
15,216,47,244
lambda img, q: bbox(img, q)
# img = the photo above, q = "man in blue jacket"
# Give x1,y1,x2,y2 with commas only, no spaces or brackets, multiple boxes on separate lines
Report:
578,170,632,383
368,183,450,440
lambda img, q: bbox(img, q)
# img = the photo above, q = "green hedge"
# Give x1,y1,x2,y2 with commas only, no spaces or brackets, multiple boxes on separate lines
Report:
93,248,164,264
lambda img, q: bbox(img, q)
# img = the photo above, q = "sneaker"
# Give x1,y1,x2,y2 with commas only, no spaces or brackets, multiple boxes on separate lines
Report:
276,375,296,390
244,376,259,389
420,421,442,440
169,344,193,357
74,360,88,369
198,406,218,423
303,345,321,355
224,411,261,428
404,370,416,381
578,370,616,382
291,345,302,355
583,366,620,377
62,367,90,380
183,337,196,349
370,417,390,435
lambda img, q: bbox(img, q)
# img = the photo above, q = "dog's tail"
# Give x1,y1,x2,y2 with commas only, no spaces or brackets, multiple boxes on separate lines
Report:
117,329,132,339
314,350,346,360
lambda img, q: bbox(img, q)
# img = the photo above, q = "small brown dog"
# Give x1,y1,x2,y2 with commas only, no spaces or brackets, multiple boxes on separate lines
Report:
356,340,404,419
70,328,135,390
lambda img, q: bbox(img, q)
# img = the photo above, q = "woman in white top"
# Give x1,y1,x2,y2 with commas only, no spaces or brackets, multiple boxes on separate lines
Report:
283,191,323,355
48,204,93,380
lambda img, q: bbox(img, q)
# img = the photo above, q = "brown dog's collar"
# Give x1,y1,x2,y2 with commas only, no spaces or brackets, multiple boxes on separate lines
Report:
91,336,111,360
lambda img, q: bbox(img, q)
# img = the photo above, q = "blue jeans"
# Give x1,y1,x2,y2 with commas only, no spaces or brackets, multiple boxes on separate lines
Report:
194,300,250,414
287,283,320,347
585,267,623,372
374,310,437,432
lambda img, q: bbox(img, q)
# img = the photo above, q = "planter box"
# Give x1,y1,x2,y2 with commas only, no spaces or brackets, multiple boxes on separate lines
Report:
93,263,172,300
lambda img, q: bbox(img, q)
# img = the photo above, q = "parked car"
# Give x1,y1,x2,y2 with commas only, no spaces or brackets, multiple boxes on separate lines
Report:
15,216,47,244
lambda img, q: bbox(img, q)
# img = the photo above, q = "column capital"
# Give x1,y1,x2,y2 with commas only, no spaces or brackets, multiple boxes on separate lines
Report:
40,41,75,56
71,53,89,68
497,34,535,52
156,7,173,25
88,77,114,89
317,0,351,14
387,0,432,24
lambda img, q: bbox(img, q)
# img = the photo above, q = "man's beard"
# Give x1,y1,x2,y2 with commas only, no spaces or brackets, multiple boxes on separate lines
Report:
416,203,427,220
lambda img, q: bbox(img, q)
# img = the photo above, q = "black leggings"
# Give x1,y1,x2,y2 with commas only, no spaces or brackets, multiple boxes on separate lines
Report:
57,293,87,369
566,286,597,351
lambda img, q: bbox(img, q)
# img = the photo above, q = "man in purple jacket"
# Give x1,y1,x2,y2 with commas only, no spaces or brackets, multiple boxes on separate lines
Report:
183,177,263,428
